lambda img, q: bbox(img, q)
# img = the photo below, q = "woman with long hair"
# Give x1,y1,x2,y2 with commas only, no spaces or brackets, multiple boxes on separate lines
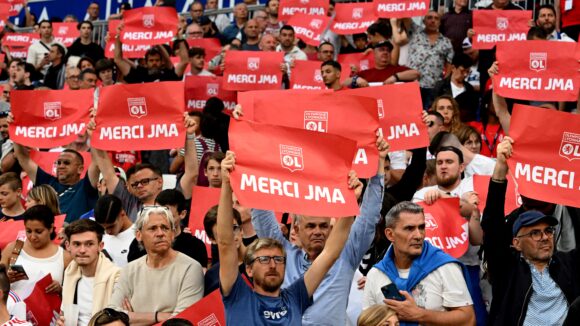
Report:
25,184,61,215
431,95,465,135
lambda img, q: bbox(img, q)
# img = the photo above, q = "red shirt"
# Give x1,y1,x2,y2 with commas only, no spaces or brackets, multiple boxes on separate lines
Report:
561,0,580,28
469,121,504,158
358,65,410,83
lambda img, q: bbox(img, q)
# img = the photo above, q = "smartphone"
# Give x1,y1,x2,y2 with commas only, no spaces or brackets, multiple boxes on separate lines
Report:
10,264,28,277
381,283,405,301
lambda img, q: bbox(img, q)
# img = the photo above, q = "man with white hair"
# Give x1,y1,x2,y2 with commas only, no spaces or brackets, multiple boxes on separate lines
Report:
108,206,204,324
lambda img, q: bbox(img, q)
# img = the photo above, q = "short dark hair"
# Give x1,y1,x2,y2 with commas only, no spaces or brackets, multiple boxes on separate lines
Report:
536,4,556,18
77,57,95,70
77,20,93,31
23,205,56,240
367,22,392,39
0,264,9,304
353,33,367,41
95,58,115,75
155,189,187,214
428,111,444,124
436,145,464,164
527,26,548,40
24,63,35,76
203,151,225,171
162,319,194,326
203,205,242,241
51,44,66,57
94,194,124,225
280,25,295,34
79,68,97,81
188,47,206,58
65,219,105,243
62,148,84,165
451,53,472,69
0,172,22,191
319,42,334,50
38,20,52,28
145,47,162,61
321,60,341,71
126,163,162,181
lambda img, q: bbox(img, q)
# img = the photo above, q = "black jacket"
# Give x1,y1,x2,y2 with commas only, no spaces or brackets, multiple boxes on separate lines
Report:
481,179,580,326
434,77,479,122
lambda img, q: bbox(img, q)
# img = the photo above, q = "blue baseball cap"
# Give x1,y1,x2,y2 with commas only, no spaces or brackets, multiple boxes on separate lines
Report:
513,210,558,237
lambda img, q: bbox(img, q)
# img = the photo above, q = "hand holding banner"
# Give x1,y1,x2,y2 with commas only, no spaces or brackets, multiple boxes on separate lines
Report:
153,290,225,326
105,19,151,58
9,89,92,149
287,13,330,46
473,175,521,215
374,0,430,19
418,198,469,258
278,0,328,23
92,82,185,151
507,104,580,208
494,41,580,102
185,75,237,111
237,89,331,121
472,10,531,50
229,120,360,217
222,51,284,91
331,3,377,35
337,52,375,82
290,60,325,90
121,7,178,46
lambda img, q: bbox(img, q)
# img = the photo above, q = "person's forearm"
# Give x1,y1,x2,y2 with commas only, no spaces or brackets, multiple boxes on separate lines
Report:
492,91,511,134
416,307,475,326
399,69,419,81
216,182,235,247
325,216,354,259
492,160,508,181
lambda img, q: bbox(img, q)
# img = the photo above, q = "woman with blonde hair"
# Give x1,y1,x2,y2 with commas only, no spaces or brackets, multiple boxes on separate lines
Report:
358,304,399,326
25,184,60,215
431,95,464,135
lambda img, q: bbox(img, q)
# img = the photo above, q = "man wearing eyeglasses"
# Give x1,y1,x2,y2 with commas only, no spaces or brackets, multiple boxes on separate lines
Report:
481,137,580,326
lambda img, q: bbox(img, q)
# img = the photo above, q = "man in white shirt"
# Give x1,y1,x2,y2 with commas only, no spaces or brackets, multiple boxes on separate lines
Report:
430,131,495,178
94,195,135,268
276,25,307,64
26,20,63,77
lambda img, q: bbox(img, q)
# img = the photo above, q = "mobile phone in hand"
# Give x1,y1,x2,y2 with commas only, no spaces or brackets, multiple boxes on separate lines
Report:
10,265,28,278
381,283,405,301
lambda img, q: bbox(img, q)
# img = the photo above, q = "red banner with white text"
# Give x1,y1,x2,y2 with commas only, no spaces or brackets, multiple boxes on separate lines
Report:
472,10,531,50
105,19,151,58
185,75,237,111
278,0,328,23
252,92,380,177
189,186,220,257
186,38,222,69
2,32,37,47
290,60,325,90
154,290,225,326
507,104,580,208
418,198,468,258
473,174,521,215
237,89,331,121
52,22,79,47
374,0,430,19
287,13,330,46
343,83,429,151
494,41,580,101
332,3,377,35
9,89,92,148
229,120,360,217
337,52,375,82
222,51,284,91
121,7,178,46
92,82,185,151
0,0,24,17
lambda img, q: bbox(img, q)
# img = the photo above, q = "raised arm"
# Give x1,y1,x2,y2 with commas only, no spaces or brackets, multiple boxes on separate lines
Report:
113,23,132,77
13,143,38,183
179,113,199,199
217,151,240,296
87,114,120,193
488,61,511,133
174,40,190,78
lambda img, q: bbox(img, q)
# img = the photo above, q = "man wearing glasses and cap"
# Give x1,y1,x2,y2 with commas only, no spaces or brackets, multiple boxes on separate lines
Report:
482,137,580,326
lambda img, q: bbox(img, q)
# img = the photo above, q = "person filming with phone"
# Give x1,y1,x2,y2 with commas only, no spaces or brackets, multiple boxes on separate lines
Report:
362,201,475,325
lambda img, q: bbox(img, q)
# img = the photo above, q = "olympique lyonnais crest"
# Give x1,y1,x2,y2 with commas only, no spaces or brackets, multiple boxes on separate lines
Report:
280,144,304,172
304,111,328,133
529,52,547,72
377,99,385,119
142,14,155,28
247,57,260,71
299,0,310,4
496,17,508,30
359,59,369,71
127,97,148,118
425,213,439,230
58,26,67,35
559,131,580,161
43,102,61,120
314,69,323,83
352,8,363,19
310,19,323,29
207,83,219,96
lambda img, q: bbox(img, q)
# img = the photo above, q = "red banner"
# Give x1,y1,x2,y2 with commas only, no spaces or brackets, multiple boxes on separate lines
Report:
337,52,375,82
186,38,222,67
188,186,220,257
342,83,429,152
185,75,237,112
494,41,580,102
252,92,380,177
105,19,151,59
121,7,178,46
9,89,92,149
331,3,377,35
237,89,330,121
287,13,330,46
472,10,531,50
229,120,360,217
0,0,24,17
222,51,284,91
418,198,468,258
290,60,325,90
278,0,328,23
473,174,521,215
0,215,66,249
7,46,27,58
507,104,580,208
24,274,62,326
154,290,225,326
92,82,185,151
2,32,37,47
374,0,430,19
52,22,79,47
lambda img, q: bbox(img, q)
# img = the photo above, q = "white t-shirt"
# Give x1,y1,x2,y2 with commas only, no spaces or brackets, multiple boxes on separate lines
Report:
77,276,94,326
412,177,474,202
103,225,136,268
388,150,408,170
450,82,465,98
363,264,473,312
464,154,495,178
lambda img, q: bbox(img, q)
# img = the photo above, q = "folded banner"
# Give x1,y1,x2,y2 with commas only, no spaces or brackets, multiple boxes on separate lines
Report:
52,22,79,47
252,92,380,177
121,7,178,46
287,13,330,46
473,174,521,215
337,52,375,82
222,51,284,91
229,120,360,217
105,19,151,58
418,198,468,258
290,60,325,90
342,83,429,152
472,10,531,50
188,186,221,257
494,41,580,102
278,0,328,23
154,290,225,326
93,82,185,151
507,104,580,208
24,274,62,326
331,2,377,35
9,89,92,148
185,75,237,111
374,0,430,19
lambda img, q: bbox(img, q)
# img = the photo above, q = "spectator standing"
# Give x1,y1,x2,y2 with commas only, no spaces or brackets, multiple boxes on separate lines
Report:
67,21,105,64
43,44,67,90
441,0,472,55
27,20,63,76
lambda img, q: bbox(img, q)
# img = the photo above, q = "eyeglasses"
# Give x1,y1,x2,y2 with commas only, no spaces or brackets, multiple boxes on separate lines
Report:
56,159,72,166
130,177,159,188
252,256,286,265
517,226,556,241
94,308,129,326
